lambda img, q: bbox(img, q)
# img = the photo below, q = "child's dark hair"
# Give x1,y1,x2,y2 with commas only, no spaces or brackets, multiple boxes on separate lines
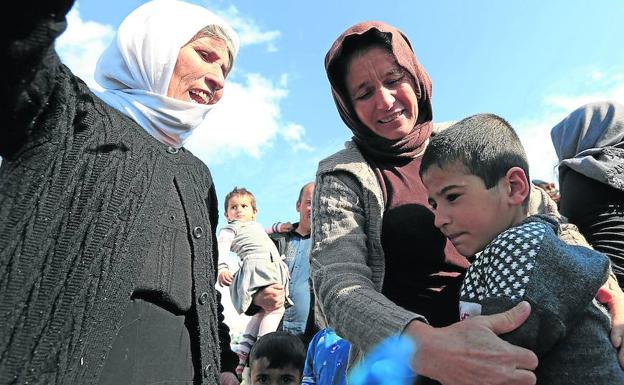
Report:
249,331,306,374
420,113,530,203
223,186,257,212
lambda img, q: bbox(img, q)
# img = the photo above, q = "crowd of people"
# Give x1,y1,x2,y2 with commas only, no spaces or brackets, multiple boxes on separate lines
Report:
1,0,623,384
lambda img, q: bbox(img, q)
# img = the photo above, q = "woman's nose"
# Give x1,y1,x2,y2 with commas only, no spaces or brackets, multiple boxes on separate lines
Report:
205,65,225,93
375,87,394,110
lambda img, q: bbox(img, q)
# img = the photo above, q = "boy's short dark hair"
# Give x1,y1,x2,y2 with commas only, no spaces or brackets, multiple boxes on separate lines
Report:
249,331,306,374
224,186,257,212
420,113,530,194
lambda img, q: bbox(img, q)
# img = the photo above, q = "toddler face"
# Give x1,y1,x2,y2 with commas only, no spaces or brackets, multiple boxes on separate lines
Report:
421,162,515,257
249,357,300,385
225,194,256,222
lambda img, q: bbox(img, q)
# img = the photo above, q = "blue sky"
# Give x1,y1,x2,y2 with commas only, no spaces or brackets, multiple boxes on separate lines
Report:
57,0,624,228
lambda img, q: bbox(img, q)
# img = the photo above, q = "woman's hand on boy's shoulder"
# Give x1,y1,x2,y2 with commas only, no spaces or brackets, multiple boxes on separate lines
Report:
406,301,538,385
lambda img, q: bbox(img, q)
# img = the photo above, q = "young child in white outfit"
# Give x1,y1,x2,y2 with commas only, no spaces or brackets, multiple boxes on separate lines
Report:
217,187,291,377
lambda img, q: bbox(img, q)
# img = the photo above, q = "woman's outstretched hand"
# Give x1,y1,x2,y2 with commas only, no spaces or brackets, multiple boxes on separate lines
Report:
406,301,538,385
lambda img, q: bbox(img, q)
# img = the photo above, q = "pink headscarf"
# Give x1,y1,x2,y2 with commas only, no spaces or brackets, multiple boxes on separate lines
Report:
325,21,433,161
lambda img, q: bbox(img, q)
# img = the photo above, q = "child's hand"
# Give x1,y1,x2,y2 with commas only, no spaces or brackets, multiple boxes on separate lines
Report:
279,222,294,232
218,270,234,286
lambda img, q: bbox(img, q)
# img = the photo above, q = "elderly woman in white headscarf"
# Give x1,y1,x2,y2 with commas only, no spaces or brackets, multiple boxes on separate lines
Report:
1,1,240,384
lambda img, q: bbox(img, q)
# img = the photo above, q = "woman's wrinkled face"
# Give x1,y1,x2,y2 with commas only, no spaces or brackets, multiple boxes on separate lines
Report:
167,36,230,105
346,47,419,140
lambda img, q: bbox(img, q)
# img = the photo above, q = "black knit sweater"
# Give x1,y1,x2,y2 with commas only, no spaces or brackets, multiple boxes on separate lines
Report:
0,1,237,383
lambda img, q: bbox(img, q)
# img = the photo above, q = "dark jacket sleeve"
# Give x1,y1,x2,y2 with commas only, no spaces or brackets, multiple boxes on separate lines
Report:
1,0,75,157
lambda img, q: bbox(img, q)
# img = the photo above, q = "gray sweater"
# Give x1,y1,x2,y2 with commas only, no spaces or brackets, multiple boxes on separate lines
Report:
310,142,425,366
460,215,624,384
311,141,593,369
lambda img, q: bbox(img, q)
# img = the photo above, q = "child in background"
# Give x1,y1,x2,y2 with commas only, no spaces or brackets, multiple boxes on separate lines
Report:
302,327,350,385
217,187,292,378
247,331,306,385
419,113,624,384
532,179,560,206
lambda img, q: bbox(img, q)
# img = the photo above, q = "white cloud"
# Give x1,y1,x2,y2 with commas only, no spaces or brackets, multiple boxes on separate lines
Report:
220,4,280,51
515,115,562,184
56,4,115,89
515,67,624,185
280,123,314,152
186,73,289,162
543,69,624,112
591,71,606,81
186,72,314,162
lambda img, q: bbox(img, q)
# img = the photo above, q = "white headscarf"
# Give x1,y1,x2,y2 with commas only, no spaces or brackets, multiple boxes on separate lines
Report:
94,0,239,148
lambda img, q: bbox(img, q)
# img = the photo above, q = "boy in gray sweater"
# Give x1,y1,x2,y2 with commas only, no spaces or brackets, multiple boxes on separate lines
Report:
419,113,624,384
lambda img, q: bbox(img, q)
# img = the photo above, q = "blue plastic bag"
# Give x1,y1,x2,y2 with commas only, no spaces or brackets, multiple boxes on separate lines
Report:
347,334,416,385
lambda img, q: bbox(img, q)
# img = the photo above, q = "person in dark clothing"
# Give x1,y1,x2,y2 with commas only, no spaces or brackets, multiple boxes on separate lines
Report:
551,101,624,287
269,183,319,347
1,1,240,384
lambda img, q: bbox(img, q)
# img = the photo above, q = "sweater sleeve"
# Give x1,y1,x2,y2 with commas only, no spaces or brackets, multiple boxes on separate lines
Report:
464,219,609,357
463,221,566,356
216,228,235,272
310,171,423,355
1,0,75,157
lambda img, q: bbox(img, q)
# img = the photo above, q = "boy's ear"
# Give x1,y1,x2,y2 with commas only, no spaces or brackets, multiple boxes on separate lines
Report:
505,167,530,206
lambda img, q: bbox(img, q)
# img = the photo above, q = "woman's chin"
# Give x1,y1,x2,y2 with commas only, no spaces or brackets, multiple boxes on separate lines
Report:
375,126,412,140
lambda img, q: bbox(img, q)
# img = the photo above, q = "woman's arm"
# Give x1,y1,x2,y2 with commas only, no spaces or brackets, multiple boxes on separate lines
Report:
310,171,423,354
1,0,75,157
